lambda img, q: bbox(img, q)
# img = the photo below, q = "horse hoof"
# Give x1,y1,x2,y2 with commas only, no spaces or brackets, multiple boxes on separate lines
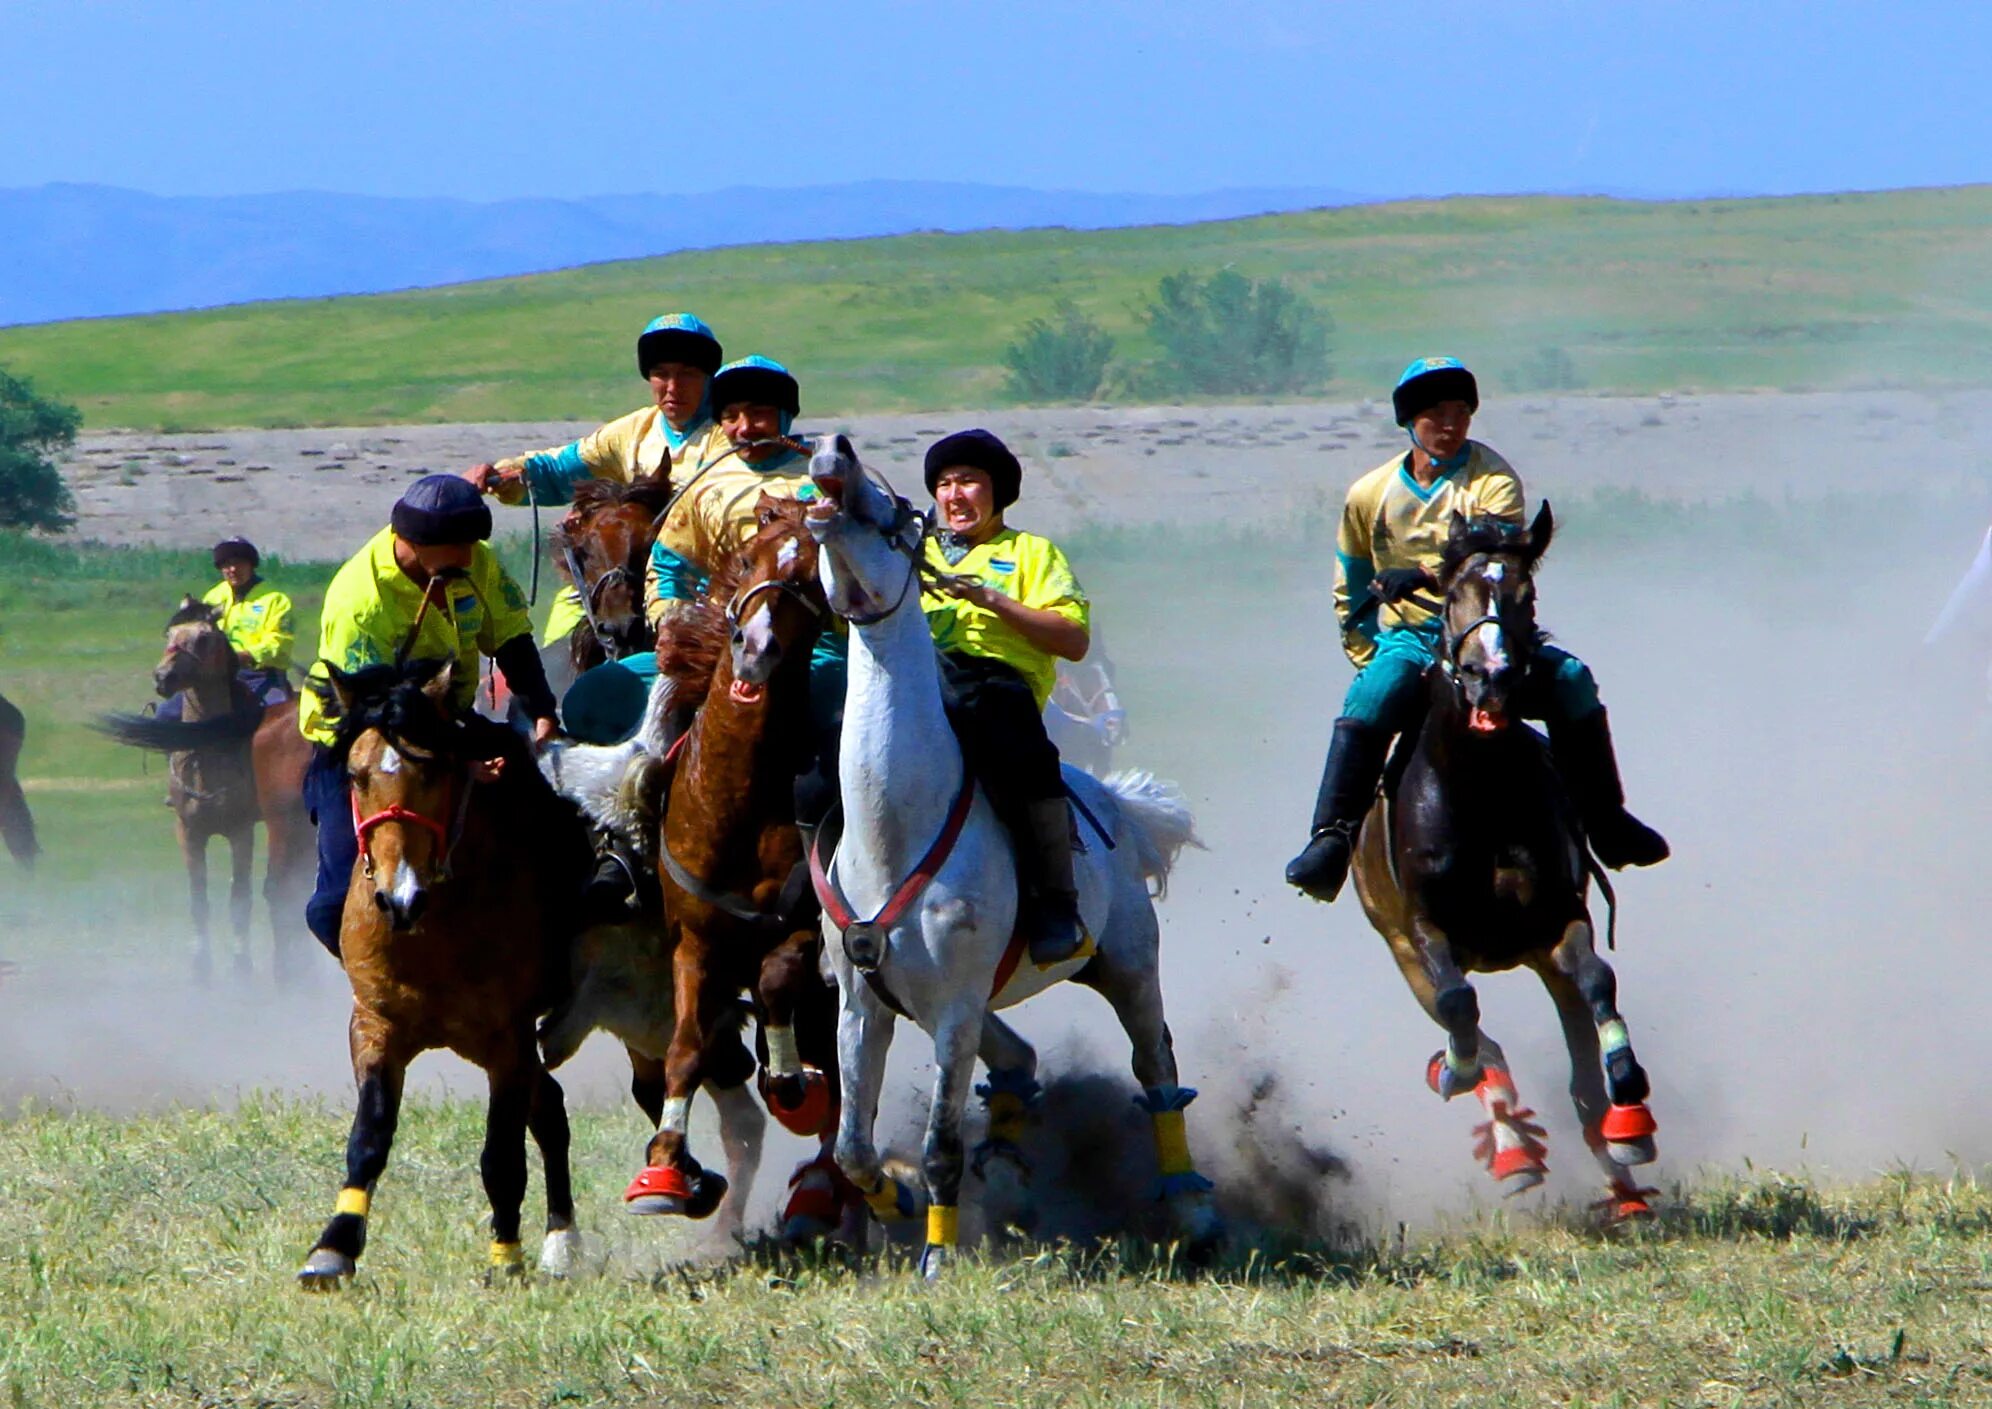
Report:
624,1164,691,1217
683,1170,729,1221
1425,1051,1480,1101
764,1067,833,1138
918,1242,951,1282
970,1137,1032,1182
297,1248,355,1288
1172,1196,1226,1261
538,1227,583,1279
1599,1103,1658,1166
1495,1163,1548,1196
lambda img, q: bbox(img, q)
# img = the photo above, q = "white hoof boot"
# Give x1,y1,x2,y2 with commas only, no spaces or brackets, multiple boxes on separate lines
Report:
918,1241,951,1282
297,1248,355,1289
538,1226,583,1279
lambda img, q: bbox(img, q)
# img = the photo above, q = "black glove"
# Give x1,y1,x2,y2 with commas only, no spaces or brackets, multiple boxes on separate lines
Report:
1369,567,1436,604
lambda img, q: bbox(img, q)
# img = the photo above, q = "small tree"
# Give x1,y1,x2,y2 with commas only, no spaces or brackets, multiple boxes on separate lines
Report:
1002,301,1115,403
1141,269,1332,397
0,367,80,532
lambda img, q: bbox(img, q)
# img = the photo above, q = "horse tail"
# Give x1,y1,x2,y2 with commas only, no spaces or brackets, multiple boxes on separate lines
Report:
1098,768,1201,898
93,710,262,754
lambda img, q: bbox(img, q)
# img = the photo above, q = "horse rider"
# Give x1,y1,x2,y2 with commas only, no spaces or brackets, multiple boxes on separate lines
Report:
157,537,295,722
1284,356,1669,902
462,313,726,646
921,429,1093,966
297,475,563,954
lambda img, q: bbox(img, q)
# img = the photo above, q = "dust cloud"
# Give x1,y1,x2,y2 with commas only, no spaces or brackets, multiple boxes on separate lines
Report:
6,390,1992,1247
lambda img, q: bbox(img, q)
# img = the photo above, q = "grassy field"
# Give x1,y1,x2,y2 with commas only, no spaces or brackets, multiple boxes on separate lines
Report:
1,187,1989,431
2,1093,1987,1406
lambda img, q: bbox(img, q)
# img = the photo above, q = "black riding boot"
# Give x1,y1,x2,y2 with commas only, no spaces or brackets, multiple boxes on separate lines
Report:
581,836,645,926
1551,708,1669,869
1284,718,1392,902
1023,798,1089,967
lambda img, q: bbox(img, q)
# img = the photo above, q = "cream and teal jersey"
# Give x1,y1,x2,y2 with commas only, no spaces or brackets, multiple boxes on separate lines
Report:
200,578,294,671
298,528,535,747
644,441,819,630
922,527,1089,709
1333,442,1524,668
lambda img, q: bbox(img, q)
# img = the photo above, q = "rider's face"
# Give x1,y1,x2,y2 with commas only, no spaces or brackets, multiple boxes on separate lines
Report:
721,403,787,461
1412,399,1474,460
933,466,997,537
647,362,709,429
408,542,476,581
217,559,255,590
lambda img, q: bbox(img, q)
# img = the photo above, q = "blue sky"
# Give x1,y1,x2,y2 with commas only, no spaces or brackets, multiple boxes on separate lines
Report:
8,0,1985,201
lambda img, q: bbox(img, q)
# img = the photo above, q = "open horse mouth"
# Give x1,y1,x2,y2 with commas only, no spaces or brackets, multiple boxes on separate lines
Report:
806,474,845,520
729,680,766,705
1467,704,1508,734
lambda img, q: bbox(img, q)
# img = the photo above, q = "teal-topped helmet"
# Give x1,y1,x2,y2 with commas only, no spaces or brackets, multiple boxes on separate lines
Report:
709,355,800,416
636,313,723,378
1392,356,1479,427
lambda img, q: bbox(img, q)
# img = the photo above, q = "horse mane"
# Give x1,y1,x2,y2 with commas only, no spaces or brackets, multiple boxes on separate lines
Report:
320,658,470,769
654,497,811,709
168,599,219,628
570,471,674,519
1441,516,1540,582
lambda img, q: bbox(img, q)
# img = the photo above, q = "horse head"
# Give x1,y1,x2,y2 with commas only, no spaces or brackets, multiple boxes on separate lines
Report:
556,473,674,664
325,658,466,932
156,596,231,698
804,434,926,626
1437,502,1554,734
723,494,824,701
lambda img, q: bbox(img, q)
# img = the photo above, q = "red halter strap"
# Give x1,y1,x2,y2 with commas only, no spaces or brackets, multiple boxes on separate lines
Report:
350,784,455,851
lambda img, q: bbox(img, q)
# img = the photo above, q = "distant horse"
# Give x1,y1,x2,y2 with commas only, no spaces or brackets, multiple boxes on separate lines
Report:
297,658,594,1287
96,598,314,983
1045,651,1126,778
1349,506,1661,1220
610,495,859,1236
804,435,1220,1279
0,691,39,867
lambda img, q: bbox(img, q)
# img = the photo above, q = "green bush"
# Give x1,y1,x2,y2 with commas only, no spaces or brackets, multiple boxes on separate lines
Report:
1517,345,1585,391
1002,301,1115,402
1140,269,1332,397
0,366,81,532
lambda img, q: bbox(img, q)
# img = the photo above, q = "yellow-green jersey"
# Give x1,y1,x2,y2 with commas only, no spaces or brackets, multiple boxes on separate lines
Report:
298,528,535,746
645,442,818,630
1333,441,1524,668
200,578,294,670
922,527,1089,709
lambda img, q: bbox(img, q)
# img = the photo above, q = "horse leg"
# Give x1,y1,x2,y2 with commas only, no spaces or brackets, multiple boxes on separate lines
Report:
756,929,833,1138
228,826,256,981
181,819,212,984
626,1046,666,1126
1542,918,1659,1184
626,933,730,1219
528,1067,583,1276
832,973,916,1244
1080,935,1223,1253
476,1030,540,1279
299,1012,405,1288
916,1004,983,1281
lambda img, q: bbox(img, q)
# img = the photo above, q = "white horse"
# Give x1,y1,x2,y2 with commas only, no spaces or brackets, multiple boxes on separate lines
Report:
802,433,1222,1278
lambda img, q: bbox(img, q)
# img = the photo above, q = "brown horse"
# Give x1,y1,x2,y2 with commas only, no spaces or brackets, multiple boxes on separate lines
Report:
620,495,853,1231
1350,507,1661,1221
298,658,594,1287
557,472,673,673
0,690,38,867
97,598,314,983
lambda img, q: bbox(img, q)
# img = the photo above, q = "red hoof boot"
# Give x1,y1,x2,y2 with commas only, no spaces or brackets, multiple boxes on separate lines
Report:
624,1164,692,1217
781,1151,857,1243
1470,1070,1548,1194
1594,1175,1660,1224
1425,1051,1482,1101
1599,1102,1659,1167
762,1066,834,1138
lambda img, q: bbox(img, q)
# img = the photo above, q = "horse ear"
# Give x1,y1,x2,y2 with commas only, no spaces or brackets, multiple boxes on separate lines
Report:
423,660,454,704
1446,511,1472,557
323,663,358,718
1528,500,1555,560
754,490,780,526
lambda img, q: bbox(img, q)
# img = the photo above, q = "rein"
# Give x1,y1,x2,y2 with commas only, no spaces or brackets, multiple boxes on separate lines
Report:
350,762,475,881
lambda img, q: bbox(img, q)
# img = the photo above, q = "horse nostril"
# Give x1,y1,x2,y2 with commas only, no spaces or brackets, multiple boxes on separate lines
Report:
731,628,745,645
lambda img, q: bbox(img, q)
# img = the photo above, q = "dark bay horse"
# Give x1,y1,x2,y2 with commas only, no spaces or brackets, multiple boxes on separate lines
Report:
298,658,594,1287
0,691,38,867
619,495,855,1234
96,599,314,982
1349,506,1661,1221
557,472,673,673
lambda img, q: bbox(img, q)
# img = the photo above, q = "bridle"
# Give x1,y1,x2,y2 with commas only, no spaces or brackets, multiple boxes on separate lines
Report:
349,742,475,882
557,531,643,661
725,574,826,630
822,481,930,627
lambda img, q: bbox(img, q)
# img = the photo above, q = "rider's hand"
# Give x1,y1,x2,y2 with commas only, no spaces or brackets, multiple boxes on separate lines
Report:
463,462,519,496
469,757,506,784
1370,567,1437,605
934,574,994,608
530,715,558,750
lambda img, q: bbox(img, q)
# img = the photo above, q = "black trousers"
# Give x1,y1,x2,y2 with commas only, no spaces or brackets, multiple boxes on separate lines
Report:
939,651,1063,826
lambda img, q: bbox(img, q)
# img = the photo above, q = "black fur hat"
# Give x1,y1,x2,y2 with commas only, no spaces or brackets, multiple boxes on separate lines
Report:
923,429,1022,511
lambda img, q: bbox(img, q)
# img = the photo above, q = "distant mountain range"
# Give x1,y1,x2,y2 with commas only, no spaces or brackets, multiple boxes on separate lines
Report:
0,181,1370,327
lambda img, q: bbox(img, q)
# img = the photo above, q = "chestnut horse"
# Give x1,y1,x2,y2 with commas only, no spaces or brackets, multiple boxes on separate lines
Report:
298,658,594,1287
618,495,853,1231
1349,507,1662,1220
97,599,314,982
0,691,38,867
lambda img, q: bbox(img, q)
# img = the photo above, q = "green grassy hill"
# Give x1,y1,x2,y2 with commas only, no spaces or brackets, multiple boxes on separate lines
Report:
2,187,1989,431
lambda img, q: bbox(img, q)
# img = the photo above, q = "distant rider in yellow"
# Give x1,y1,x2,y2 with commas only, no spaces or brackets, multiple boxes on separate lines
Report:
157,537,295,721
920,429,1093,965
1283,357,1668,902
297,475,561,953
462,313,726,645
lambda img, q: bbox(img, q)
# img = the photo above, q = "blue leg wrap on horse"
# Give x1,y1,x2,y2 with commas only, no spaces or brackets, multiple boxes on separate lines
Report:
975,1068,1044,1108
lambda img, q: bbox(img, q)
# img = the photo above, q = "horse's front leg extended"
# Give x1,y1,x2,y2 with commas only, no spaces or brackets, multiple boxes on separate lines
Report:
299,1010,404,1288
1544,918,1658,1168
479,1031,538,1279
756,928,833,1137
1406,916,1486,1098
627,931,730,1219
917,1006,983,1281
832,972,915,1234
181,820,212,982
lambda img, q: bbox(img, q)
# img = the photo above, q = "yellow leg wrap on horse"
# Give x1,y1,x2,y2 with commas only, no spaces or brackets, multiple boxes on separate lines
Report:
489,1240,524,1268
861,1178,905,1220
334,1187,371,1218
926,1205,959,1248
1152,1110,1195,1178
